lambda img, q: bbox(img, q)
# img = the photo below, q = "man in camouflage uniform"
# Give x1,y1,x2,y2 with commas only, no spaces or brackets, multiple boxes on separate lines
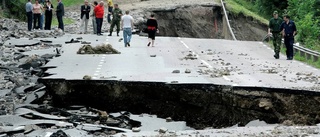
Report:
108,4,122,36
268,11,283,59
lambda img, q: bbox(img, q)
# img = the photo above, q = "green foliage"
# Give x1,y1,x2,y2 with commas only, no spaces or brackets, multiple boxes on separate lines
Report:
225,0,268,24
287,0,320,52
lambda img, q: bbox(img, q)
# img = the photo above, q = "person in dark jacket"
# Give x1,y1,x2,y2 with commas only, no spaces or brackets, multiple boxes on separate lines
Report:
80,0,90,34
280,15,297,60
44,0,53,30
146,14,158,47
56,0,64,31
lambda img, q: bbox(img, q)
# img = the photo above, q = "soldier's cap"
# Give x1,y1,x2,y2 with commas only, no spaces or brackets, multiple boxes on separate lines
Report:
273,11,278,15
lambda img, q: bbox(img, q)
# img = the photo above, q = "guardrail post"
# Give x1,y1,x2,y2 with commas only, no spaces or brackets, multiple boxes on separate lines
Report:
294,48,299,54
300,50,306,57
306,53,312,60
313,55,319,62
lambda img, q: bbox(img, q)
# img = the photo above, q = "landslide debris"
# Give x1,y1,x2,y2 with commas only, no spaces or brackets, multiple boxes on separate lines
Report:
77,44,121,54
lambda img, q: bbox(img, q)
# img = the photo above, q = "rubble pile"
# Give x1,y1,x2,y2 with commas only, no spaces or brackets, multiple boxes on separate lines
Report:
77,44,121,54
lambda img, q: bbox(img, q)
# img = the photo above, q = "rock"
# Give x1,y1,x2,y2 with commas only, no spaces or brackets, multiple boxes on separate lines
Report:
166,117,172,122
150,54,156,57
159,127,168,133
83,75,92,80
172,70,180,73
185,69,191,73
132,127,141,132
258,99,273,110
282,120,294,126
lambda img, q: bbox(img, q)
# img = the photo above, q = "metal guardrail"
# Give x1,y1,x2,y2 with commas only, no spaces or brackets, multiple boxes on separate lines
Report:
263,35,319,62
220,0,237,41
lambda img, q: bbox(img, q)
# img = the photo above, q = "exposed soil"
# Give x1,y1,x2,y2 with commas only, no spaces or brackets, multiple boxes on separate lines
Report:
41,80,320,129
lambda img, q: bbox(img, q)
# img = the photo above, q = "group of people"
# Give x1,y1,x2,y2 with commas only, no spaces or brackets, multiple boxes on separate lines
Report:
26,0,65,31
26,0,159,47
80,0,159,47
268,11,297,60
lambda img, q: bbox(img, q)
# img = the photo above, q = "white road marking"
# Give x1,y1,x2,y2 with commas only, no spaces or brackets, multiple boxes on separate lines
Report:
201,60,213,68
99,62,103,64
102,55,107,57
180,41,189,49
93,73,99,76
314,68,318,71
263,44,267,47
223,76,231,81
98,65,103,67
92,77,98,79
95,71,100,73
102,57,106,59
306,66,311,68
299,63,304,65
267,47,271,50
178,37,181,40
96,68,101,70
232,84,239,86
259,42,263,44
100,60,105,62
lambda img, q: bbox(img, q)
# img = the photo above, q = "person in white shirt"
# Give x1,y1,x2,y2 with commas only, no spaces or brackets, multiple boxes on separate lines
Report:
121,10,134,47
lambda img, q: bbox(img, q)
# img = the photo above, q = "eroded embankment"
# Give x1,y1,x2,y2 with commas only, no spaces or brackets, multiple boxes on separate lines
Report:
39,79,320,129
136,4,267,41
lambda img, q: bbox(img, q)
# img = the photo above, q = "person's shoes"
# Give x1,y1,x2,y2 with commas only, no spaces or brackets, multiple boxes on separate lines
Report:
108,34,112,36
287,57,293,60
117,33,119,36
273,54,279,59
127,42,130,47
147,42,151,47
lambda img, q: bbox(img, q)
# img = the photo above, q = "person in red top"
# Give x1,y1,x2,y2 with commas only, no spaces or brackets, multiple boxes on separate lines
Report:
146,14,159,47
94,1,104,36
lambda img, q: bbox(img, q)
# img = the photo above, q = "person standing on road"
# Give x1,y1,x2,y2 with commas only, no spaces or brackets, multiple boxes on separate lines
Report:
268,11,283,59
91,1,98,34
280,15,297,60
146,14,158,47
107,0,113,23
56,0,65,31
32,0,43,30
80,0,91,34
94,1,104,36
121,10,134,47
26,0,33,31
108,4,122,36
44,0,53,30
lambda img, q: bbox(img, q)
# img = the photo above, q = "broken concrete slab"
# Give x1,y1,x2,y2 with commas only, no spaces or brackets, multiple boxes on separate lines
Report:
15,108,68,120
4,38,40,48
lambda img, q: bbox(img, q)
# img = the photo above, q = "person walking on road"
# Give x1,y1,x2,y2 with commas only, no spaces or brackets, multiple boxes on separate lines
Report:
91,1,98,34
121,10,134,47
80,0,91,34
44,0,53,30
107,0,113,23
108,4,122,36
280,15,297,60
26,0,33,31
56,0,65,31
94,1,104,36
268,11,283,59
32,0,43,30
146,14,158,47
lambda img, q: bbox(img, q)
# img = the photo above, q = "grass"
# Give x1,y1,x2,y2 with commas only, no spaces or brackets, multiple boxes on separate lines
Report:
224,0,269,25
51,0,83,7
